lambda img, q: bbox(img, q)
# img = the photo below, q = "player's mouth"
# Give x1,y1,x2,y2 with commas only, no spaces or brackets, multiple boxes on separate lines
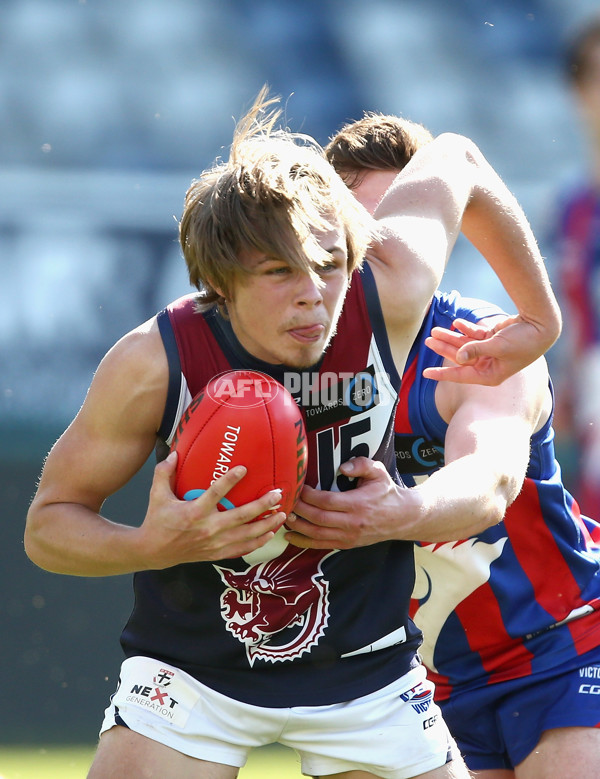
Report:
287,324,326,343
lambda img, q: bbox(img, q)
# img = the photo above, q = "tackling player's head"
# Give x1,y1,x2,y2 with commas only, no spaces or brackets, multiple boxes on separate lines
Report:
325,112,433,190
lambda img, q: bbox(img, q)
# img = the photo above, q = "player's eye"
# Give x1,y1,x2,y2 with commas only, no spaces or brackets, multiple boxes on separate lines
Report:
265,265,292,276
317,257,342,275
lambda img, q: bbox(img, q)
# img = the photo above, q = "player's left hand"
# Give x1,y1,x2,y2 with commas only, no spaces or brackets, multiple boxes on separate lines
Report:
285,457,408,549
423,315,548,386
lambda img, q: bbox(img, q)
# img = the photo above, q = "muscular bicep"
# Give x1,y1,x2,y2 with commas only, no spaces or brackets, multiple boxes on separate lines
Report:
34,322,168,513
440,357,551,498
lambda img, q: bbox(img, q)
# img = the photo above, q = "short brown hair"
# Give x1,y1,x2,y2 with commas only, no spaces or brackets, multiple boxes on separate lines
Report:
325,112,433,187
179,87,373,310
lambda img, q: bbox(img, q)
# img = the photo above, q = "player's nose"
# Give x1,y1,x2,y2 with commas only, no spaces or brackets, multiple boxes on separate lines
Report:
294,272,323,306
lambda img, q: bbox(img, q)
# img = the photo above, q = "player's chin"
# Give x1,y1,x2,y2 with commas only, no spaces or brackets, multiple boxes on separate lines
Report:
283,335,330,368
285,347,325,369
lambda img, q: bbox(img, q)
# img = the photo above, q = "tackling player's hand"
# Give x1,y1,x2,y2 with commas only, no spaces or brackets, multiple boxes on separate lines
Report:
423,315,549,386
285,457,411,550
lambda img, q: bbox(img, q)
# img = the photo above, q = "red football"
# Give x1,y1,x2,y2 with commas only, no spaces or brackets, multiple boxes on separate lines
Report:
171,370,307,522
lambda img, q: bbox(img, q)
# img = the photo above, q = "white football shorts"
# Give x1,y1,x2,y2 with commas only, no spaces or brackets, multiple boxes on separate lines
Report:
100,655,457,779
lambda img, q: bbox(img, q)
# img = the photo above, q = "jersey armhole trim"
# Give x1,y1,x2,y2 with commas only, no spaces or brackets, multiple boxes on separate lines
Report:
156,308,182,442
360,262,401,392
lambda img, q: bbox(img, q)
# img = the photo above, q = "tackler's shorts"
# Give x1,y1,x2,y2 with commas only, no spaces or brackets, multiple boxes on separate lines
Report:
100,656,458,778
439,644,600,772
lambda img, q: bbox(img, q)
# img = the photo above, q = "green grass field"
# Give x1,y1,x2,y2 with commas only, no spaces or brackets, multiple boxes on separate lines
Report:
0,744,304,778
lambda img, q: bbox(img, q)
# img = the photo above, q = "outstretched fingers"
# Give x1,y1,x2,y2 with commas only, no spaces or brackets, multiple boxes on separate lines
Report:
422,315,541,386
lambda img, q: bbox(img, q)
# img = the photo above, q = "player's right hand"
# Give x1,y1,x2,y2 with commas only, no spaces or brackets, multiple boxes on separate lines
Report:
138,452,285,567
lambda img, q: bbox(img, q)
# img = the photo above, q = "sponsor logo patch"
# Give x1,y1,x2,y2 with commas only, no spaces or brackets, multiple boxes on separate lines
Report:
115,661,198,728
578,664,600,694
400,682,433,714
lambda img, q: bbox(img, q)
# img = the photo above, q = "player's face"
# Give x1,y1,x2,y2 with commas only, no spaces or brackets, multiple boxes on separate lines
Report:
349,169,399,215
225,223,350,368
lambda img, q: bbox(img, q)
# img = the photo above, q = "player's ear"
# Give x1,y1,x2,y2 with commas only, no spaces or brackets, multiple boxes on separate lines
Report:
214,284,232,303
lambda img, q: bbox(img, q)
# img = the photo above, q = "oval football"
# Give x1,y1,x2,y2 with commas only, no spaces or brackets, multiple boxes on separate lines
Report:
171,370,307,521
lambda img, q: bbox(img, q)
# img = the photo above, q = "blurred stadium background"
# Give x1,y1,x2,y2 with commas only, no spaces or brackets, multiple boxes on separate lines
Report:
1,0,597,759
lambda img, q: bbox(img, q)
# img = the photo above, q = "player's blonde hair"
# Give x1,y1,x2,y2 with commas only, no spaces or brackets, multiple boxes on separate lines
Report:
325,112,433,188
180,86,373,310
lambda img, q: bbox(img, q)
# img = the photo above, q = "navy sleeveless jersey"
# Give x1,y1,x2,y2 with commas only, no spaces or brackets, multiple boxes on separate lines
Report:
120,264,423,707
396,290,600,701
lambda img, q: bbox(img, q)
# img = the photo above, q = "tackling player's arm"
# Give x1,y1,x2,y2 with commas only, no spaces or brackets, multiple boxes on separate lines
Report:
286,335,551,549
369,134,561,381
24,320,283,577
400,352,550,542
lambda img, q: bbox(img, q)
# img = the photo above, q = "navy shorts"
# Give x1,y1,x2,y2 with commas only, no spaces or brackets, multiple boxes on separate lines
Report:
439,646,600,771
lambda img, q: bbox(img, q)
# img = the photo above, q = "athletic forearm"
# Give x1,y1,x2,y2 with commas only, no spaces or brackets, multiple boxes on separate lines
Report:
373,133,562,352
286,453,520,550
24,502,148,577
395,455,517,543
461,147,562,349
25,455,288,575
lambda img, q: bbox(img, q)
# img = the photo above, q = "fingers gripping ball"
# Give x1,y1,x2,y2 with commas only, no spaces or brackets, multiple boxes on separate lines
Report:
171,370,308,523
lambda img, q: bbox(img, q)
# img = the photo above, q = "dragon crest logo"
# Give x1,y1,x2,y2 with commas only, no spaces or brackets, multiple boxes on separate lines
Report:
214,545,337,665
